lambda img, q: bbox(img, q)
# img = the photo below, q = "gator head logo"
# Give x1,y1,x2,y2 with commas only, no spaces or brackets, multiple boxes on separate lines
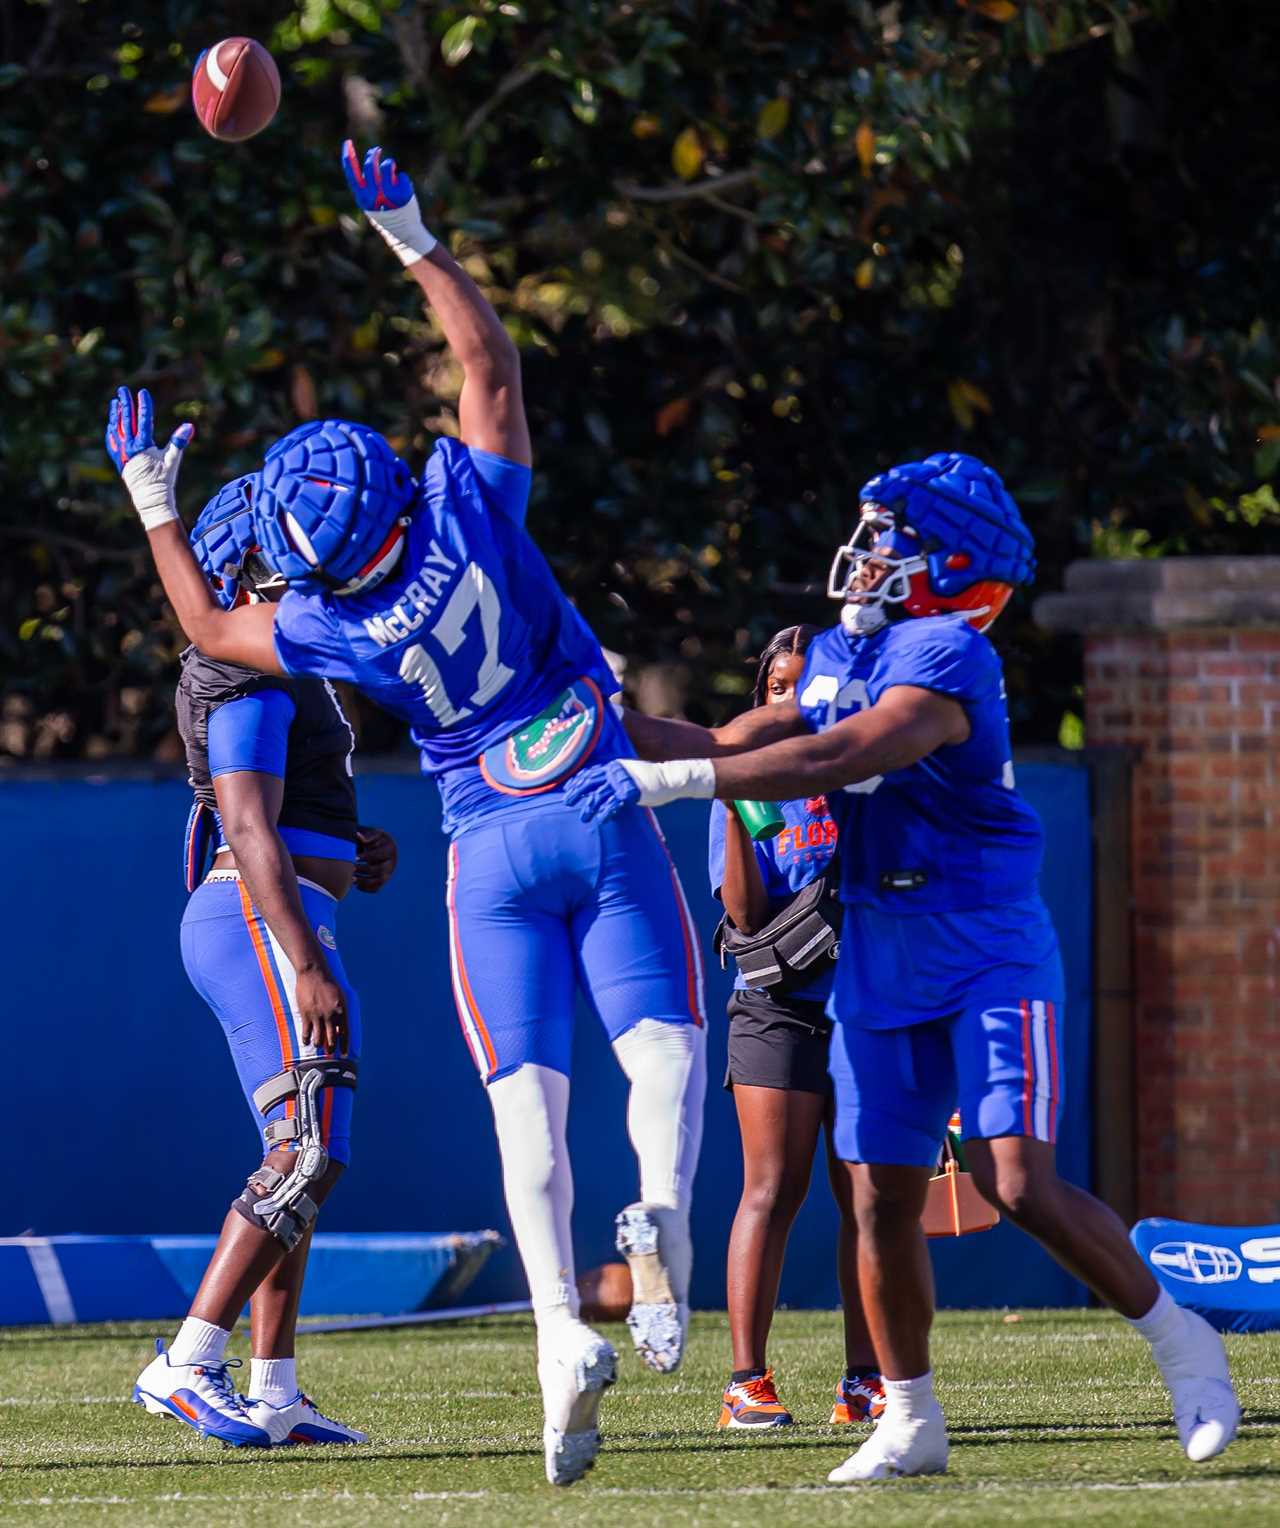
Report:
480,678,605,795
1150,1241,1243,1285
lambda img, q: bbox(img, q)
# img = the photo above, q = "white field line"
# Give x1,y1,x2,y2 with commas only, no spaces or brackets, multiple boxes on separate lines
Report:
1,1479,1266,1509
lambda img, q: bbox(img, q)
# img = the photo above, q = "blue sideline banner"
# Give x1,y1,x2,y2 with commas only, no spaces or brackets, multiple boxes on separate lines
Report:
2,760,1092,1311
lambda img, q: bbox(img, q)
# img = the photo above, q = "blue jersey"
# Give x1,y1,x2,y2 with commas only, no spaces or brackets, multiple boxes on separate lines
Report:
796,616,1044,914
272,438,628,834
708,796,838,1003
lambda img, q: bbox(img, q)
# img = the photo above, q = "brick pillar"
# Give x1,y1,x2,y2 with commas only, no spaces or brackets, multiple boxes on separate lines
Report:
1036,559,1280,1224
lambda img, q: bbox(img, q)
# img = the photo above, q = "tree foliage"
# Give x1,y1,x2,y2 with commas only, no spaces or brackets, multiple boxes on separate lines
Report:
3,0,1279,761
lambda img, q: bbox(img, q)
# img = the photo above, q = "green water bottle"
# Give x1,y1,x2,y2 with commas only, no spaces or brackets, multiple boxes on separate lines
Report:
733,799,786,842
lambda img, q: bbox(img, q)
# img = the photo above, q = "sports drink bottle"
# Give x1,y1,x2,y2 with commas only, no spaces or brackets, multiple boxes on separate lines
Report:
732,799,785,841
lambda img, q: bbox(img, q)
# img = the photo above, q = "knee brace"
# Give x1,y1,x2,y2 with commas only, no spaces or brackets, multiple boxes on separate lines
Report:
232,1056,357,1250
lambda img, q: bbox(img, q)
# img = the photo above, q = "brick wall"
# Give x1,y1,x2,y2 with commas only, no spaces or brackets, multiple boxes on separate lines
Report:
1075,618,1280,1221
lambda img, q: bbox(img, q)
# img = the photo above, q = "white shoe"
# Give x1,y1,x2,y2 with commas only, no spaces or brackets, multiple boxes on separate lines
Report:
827,1405,949,1482
538,1320,617,1486
1154,1308,1240,1462
132,1340,271,1448
615,1204,687,1373
244,1391,368,1446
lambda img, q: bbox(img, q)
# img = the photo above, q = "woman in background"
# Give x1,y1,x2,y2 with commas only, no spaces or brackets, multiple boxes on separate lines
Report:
711,626,883,1430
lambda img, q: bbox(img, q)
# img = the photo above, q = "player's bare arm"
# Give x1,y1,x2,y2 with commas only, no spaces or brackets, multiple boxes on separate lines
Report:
569,685,968,819
623,699,805,762
342,141,531,467
709,686,967,800
212,768,346,1052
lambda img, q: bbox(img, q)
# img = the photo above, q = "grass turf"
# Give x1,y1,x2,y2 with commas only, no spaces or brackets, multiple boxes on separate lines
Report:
0,1310,1277,1526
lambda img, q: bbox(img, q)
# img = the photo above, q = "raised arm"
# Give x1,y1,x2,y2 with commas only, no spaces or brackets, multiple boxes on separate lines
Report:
105,387,282,671
718,809,773,935
343,142,530,467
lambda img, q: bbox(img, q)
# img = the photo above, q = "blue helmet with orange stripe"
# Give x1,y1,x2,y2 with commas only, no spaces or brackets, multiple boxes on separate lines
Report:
253,419,416,596
827,452,1035,636
190,474,284,610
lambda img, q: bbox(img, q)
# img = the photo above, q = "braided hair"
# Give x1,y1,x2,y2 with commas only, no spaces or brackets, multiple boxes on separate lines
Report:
752,624,822,707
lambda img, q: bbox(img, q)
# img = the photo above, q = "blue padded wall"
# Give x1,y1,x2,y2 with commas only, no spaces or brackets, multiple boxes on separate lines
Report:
2,761,1091,1310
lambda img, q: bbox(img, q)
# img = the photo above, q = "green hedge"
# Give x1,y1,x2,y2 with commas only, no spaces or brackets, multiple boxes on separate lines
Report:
3,0,1277,760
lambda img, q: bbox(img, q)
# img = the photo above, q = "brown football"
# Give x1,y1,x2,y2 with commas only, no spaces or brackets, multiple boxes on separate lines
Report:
576,1262,633,1323
191,38,281,143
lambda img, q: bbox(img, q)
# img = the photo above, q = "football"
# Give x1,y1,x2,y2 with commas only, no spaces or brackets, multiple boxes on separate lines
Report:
576,1262,633,1323
191,38,281,143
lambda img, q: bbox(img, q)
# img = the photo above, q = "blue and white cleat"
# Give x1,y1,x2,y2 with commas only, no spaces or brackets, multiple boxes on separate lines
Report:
244,1391,368,1446
133,1340,271,1448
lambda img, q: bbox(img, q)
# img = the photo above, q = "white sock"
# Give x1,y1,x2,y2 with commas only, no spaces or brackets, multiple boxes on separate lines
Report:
612,1020,706,1305
1129,1287,1183,1350
882,1371,938,1424
169,1317,230,1367
486,1063,580,1322
250,1356,298,1406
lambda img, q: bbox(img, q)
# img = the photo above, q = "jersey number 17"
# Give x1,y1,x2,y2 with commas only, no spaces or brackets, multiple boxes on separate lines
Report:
398,562,515,728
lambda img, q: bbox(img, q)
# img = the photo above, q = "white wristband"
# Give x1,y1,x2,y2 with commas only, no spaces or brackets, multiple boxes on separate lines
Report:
121,452,180,532
365,199,438,269
620,757,716,807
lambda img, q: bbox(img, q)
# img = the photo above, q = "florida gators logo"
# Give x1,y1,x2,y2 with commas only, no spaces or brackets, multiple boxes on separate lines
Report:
480,677,605,795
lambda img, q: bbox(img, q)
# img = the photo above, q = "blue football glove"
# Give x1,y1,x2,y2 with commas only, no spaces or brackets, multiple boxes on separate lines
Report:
341,139,438,268
564,761,643,824
564,758,717,823
105,386,194,530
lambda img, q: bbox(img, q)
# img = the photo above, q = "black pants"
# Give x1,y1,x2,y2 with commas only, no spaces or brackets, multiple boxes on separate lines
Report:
724,987,834,1096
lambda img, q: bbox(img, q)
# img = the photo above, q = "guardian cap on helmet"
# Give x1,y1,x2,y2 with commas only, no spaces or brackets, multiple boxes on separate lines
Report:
828,452,1035,636
190,474,283,610
253,419,415,596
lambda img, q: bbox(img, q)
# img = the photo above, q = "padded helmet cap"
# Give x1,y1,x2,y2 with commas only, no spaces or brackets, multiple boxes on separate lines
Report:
254,419,415,593
190,474,270,610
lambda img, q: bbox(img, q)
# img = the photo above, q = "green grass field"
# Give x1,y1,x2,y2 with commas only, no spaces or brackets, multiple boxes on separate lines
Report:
2,1310,1277,1526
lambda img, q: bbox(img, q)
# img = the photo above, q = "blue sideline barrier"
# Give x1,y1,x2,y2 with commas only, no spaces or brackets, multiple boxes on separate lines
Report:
2,761,1091,1312
0,1232,500,1325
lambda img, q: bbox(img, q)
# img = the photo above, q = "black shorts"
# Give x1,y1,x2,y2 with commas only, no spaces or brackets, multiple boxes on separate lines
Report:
724,987,834,1096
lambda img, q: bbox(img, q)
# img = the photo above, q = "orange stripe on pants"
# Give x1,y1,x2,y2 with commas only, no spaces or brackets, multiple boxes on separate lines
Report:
1019,998,1034,1136
446,845,499,1077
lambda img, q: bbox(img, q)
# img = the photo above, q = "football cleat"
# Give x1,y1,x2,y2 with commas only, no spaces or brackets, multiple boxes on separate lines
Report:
132,1340,271,1448
1153,1306,1240,1462
717,1370,793,1429
615,1204,687,1373
831,1369,886,1425
538,1320,617,1486
244,1391,368,1446
827,1404,949,1482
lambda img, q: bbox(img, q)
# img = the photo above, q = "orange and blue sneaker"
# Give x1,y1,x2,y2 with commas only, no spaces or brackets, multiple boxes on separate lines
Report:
717,1369,793,1429
831,1368,886,1425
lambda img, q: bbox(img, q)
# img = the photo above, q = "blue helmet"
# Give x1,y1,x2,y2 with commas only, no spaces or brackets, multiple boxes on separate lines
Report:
253,419,415,596
828,452,1035,635
190,474,282,610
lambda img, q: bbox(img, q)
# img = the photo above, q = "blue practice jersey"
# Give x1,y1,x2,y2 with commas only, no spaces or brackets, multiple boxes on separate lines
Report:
708,796,838,1003
272,438,627,833
796,616,1044,914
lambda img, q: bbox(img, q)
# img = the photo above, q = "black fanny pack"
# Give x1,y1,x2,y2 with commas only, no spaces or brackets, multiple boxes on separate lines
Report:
715,870,843,991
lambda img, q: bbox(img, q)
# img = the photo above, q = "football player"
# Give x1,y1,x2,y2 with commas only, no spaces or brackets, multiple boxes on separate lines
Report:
104,141,706,1487
117,476,398,1447
565,454,1241,1479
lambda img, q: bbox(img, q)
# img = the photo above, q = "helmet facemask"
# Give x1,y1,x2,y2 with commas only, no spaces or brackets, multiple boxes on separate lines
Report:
827,504,928,636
